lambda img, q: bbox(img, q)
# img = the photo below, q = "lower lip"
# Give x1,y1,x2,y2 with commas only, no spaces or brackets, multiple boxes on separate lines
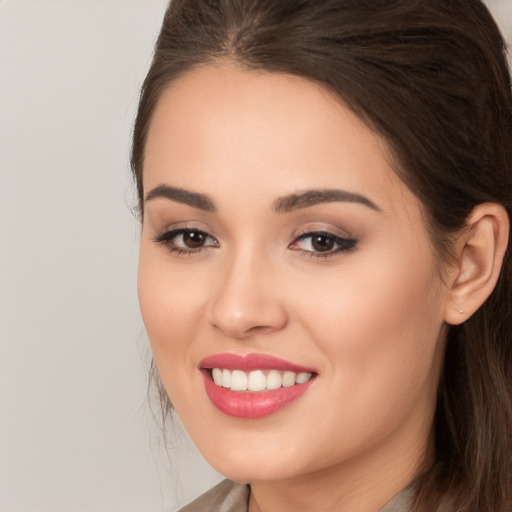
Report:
202,372,315,419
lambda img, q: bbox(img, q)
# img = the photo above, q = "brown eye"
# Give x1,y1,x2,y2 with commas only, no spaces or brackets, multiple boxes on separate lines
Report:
153,228,218,255
310,234,335,252
290,231,357,257
182,230,207,248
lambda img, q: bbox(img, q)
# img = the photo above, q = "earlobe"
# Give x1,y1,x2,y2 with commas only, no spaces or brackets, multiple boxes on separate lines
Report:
444,203,509,325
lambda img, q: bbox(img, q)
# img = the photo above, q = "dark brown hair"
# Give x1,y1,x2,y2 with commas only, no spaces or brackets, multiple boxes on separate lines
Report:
132,1,512,510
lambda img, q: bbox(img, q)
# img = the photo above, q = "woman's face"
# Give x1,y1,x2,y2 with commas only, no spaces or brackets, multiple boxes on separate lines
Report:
138,64,450,484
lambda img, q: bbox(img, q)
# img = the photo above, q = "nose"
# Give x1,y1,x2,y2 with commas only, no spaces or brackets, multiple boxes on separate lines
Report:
206,250,288,340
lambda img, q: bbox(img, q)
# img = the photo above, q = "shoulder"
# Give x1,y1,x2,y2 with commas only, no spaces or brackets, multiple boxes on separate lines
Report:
178,479,250,512
380,483,416,512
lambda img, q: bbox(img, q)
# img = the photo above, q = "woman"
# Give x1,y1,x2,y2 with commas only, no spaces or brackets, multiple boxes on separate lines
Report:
132,1,512,511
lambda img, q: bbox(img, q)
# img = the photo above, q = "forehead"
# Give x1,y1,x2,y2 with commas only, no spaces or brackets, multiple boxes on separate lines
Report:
143,63,415,217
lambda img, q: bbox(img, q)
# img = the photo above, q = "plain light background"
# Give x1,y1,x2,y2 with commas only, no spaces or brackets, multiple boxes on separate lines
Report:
0,1,510,511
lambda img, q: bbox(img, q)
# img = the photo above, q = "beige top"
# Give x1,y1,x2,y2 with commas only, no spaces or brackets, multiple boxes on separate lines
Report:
179,479,415,512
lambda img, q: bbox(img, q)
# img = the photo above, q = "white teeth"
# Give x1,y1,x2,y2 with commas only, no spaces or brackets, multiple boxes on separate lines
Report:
212,368,223,386
296,372,312,384
247,370,267,392
266,369,282,390
231,370,248,391
211,368,313,392
222,369,231,388
282,371,296,387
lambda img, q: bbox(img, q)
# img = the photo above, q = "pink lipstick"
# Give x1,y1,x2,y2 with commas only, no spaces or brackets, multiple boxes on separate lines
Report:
200,353,317,419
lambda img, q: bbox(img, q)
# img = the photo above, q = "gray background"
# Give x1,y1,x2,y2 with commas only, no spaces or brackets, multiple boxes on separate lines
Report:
0,1,510,511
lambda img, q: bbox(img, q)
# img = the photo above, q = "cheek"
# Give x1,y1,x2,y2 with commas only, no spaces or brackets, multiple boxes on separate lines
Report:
137,248,212,418
294,241,446,408
137,245,205,362
301,245,441,334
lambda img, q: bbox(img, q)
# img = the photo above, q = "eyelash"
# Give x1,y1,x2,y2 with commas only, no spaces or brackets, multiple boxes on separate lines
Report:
153,228,357,259
153,228,218,256
290,231,357,258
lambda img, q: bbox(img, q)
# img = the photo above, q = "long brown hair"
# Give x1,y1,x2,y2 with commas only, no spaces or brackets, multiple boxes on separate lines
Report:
131,1,512,510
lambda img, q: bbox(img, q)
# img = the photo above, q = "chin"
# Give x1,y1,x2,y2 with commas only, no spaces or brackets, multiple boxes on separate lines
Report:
194,436,315,483
208,458,296,484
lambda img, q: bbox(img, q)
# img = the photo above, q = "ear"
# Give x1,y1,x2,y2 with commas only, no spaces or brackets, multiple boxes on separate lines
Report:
444,203,509,325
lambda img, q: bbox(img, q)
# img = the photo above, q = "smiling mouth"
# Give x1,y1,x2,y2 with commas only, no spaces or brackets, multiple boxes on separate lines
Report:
199,353,318,418
209,368,314,392
202,369,317,418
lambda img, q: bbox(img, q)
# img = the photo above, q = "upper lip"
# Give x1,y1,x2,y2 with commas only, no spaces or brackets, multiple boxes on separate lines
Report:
199,353,316,373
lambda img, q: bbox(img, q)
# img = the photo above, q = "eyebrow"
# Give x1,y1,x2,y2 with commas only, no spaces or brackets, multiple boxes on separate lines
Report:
273,189,381,213
145,184,216,212
144,184,380,214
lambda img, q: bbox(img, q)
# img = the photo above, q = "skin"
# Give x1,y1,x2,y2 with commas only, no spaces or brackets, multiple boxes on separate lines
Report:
138,64,455,512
